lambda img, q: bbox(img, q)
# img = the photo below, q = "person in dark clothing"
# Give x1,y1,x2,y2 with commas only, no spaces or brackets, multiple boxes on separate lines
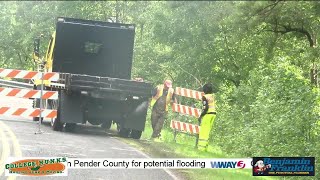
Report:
150,80,175,140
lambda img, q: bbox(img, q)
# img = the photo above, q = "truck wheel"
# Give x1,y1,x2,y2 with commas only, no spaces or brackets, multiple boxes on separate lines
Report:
88,118,102,125
116,123,121,132
131,130,142,139
50,98,63,131
119,127,130,138
51,117,63,131
65,123,76,132
101,121,112,130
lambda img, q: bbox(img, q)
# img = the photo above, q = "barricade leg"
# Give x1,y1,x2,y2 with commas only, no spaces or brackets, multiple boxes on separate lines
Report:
195,134,199,148
173,129,177,143
35,71,44,134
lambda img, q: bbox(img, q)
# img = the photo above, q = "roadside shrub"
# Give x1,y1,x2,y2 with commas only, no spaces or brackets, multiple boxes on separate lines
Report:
213,62,319,164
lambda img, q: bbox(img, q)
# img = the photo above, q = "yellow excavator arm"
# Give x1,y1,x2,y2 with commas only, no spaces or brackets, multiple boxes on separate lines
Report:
33,32,56,86
45,31,56,73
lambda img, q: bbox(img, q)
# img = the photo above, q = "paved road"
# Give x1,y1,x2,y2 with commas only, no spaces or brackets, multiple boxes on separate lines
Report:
0,97,177,180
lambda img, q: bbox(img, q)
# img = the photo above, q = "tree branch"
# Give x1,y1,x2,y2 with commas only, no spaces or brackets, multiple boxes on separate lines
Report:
226,77,240,87
283,25,314,47
254,0,282,17
222,30,240,70
267,24,315,47
216,58,240,87
172,62,203,87
159,64,175,83
245,1,283,22
17,52,23,65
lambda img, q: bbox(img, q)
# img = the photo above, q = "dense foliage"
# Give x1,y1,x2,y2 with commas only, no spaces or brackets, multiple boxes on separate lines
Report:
0,1,319,178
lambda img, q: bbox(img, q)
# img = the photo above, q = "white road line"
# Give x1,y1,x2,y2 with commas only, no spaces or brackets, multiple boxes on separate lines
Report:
111,147,137,152
117,139,179,180
0,123,10,176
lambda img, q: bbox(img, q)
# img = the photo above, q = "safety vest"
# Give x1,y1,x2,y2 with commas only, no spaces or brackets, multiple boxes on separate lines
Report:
150,84,174,111
203,94,216,113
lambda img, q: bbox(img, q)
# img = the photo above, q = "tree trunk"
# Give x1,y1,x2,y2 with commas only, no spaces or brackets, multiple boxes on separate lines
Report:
310,62,318,87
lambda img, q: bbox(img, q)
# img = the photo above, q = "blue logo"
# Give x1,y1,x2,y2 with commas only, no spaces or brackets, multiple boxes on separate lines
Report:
252,157,315,176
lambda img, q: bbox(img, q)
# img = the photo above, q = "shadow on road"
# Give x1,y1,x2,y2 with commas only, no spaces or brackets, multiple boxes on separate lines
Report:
68,123,119,138
51,122,120,138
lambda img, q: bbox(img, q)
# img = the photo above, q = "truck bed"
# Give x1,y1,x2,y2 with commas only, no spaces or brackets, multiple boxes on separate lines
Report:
58,73,153,100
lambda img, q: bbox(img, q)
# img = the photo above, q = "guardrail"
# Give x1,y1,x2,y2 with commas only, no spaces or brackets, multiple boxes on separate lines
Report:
0,79,33,89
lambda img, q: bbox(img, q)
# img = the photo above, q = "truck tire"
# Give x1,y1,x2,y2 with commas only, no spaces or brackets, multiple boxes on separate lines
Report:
119,127,130,138
131,130,142,139
101,121,112,130
50,94,63,131
88,118,101,125
116,123,121,132
65,123,76,132
51,117,63,131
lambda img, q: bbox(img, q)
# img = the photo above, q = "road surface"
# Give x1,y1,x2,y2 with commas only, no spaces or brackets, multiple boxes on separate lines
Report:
0,97,177,180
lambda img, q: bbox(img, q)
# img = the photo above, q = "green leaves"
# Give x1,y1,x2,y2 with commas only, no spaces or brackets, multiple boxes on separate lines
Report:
0,2,319,174
215,62,319,158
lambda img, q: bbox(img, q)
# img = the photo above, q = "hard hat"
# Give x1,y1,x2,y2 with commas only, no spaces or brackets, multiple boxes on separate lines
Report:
164,80,172,88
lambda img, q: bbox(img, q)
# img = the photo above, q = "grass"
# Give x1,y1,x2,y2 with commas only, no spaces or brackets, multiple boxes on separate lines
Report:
113,108,317,180
117,111,278,180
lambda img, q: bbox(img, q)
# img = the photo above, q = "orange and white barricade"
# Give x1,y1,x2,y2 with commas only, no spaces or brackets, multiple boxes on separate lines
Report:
0,107,57,118
0,68,59,119
0,87,58,99
170,87,204,147
170,119,200,136
0,68,59,81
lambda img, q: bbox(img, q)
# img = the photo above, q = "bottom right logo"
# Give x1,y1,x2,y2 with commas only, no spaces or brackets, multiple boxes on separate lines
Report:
252,157,315,176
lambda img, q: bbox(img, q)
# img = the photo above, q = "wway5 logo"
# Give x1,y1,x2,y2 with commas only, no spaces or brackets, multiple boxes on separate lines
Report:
210,161,246,169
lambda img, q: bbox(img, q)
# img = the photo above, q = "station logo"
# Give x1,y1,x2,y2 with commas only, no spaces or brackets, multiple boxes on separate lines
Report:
210,160,246,169
5,157,67,176
252,157,315,176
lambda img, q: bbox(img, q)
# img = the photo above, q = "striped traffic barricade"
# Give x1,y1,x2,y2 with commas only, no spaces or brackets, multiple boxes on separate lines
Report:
171,103,201,118
0,68,60,126
175,87,204,100
0,87,58,99
170,120,200,144
0,107,57,118
0,68,59,81
170,87,203,147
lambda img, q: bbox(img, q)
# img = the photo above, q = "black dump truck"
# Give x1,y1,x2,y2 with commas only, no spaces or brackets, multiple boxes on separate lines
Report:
33,17,152,139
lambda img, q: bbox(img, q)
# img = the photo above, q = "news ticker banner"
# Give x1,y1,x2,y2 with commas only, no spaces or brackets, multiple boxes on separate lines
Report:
5,157,251,176
5,157,315,177
67,158,250,169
